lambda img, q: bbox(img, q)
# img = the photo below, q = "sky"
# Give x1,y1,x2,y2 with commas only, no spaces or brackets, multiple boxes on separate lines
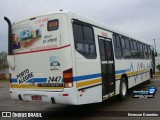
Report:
0,0,160,53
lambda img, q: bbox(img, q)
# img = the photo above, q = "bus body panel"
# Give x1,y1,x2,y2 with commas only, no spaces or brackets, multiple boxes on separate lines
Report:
9,13,78,104
74,24,115,104
114,58,151,95
8,11,153,105
72,25,103,104
114,59,151,85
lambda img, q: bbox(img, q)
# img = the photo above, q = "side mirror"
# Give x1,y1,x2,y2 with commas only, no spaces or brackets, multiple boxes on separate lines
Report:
155,52,157,57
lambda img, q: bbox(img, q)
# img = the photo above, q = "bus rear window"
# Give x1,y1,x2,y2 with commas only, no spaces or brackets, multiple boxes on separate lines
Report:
47,19,59,31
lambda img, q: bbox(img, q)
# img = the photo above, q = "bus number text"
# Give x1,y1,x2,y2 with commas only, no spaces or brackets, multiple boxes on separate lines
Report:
48,76,61,83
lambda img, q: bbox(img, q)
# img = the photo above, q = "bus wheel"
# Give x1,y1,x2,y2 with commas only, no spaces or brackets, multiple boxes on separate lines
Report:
117,77,127,100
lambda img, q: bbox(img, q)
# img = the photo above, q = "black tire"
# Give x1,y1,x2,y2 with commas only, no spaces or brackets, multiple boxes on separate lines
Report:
150,69,153,79
117,77,127,100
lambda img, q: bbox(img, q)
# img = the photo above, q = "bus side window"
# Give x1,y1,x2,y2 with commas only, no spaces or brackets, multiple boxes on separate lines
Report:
144,45,149,59
137,42,140,58
143,44,146,59
113,34,122,59
130,40,138,58
83,26,96,58
124,37,131,58
73,22,96,59
121,37,125,58
47,19,59,31
73,23,83,41
139,42,144,59
99,40,106,60
130,40,134,58
113,35,116,48
105,40,113,60
120,36,131,59
83,26,94,42
133,40,138,58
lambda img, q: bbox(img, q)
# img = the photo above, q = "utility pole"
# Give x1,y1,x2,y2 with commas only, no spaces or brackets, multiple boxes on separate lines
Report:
153,39,157,57
153,39,156,52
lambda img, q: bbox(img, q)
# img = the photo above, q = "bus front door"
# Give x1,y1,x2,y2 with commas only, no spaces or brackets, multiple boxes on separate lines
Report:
98,37,115,99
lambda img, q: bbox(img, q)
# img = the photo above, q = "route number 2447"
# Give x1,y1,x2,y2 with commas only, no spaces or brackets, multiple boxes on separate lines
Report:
48,76,61,83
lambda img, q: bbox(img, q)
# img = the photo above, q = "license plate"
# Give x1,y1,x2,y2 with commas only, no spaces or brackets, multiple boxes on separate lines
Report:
31,95,42,101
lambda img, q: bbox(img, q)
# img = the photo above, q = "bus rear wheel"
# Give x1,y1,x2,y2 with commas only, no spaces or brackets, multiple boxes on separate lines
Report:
117,77,127,100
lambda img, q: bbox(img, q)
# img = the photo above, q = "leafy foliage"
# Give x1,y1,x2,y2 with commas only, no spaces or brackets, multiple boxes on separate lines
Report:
156,64,160,72
0,52,8,70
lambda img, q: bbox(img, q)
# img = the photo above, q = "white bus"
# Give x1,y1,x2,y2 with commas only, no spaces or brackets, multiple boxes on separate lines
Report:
4,10,155,105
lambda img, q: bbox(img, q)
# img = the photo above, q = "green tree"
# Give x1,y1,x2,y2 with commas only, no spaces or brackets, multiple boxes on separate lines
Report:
0,52,8,70
156,64,160,72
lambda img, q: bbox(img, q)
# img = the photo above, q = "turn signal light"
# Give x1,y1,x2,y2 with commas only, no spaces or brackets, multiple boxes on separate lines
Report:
63,68,73,88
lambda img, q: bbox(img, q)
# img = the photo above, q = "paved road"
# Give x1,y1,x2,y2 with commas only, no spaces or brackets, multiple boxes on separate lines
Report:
0,77,160,120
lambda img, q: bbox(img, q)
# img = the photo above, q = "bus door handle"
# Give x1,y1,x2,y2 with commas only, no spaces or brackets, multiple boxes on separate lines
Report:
108,61,113,64
102,61,107,64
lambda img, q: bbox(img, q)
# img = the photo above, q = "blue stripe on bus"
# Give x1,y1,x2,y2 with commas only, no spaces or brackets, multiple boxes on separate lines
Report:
12,78,47,83
73,73,101,82
73,69,127,82
11,69,126,83
115,69,126,74
12,79,17,83
27,78,47,83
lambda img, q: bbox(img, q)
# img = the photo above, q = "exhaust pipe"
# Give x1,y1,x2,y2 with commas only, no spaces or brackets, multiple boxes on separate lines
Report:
4,17,12,55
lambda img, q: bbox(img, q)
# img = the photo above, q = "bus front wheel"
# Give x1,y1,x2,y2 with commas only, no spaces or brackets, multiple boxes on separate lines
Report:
117,77,127,100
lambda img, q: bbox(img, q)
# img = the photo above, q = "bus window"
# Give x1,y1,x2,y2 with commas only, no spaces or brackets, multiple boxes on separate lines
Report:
121,37,125,58
130,40,134,58
47,19,59,31
137,42,139,58
84,43,90,55
105,40,113,61
139,43,144,59
142,44,145,58
99,40,106,60
73,24,83,41
116,35,121,48
113,34,122,59
121,36,131,59
124,37,131,58
76,42,85,53
130,40,138,58
83,26,94,42
90,44,96,57
113,35,116,48
133,40,138,58
121,37,125,49
73,22,96,59
144,45,149,59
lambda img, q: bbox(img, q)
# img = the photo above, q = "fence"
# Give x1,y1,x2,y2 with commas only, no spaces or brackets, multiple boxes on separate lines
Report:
0,69,9,80
0,74,9,80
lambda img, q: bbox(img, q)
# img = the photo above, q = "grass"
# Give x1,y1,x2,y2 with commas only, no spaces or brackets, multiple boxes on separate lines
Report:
0,79,9,82
155,72,160,76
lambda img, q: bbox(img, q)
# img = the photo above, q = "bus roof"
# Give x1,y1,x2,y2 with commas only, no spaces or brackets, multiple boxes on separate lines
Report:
12,10,152,46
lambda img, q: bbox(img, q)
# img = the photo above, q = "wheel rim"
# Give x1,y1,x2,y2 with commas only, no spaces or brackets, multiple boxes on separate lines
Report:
122,82,126,96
